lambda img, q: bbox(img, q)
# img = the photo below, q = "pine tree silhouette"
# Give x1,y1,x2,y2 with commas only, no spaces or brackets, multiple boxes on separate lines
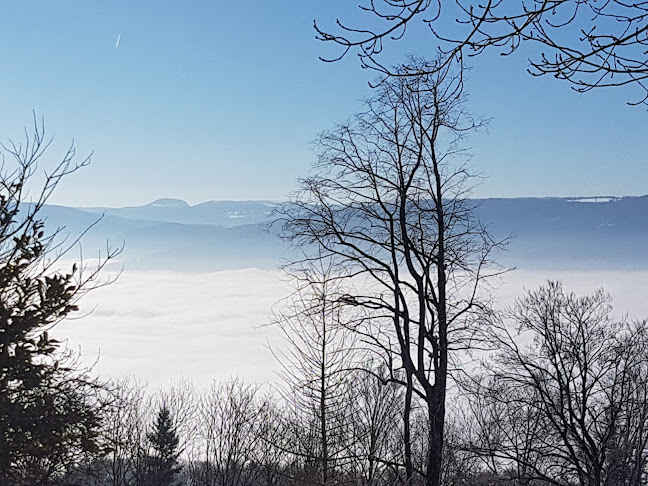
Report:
144,406,182,486
0,120,116,484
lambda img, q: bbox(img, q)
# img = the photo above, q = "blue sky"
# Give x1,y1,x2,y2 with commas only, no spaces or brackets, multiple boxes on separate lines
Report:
0,1,645,207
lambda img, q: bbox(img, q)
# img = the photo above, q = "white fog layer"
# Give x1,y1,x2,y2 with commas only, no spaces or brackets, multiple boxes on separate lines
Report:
57,268,648,388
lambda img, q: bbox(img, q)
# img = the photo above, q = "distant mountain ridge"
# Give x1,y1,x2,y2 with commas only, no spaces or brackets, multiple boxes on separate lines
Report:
79,199,279,228
146,198,190,208
32,196,648,272
472,195,648,270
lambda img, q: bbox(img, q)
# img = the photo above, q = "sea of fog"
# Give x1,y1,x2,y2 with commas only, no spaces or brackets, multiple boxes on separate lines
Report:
56,267,648,389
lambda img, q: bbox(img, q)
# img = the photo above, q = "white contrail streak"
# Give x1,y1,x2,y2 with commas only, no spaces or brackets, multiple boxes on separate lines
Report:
115,33,121,49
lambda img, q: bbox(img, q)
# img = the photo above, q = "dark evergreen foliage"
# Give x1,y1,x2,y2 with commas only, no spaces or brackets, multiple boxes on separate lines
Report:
0,119,115,485
142,406,182,486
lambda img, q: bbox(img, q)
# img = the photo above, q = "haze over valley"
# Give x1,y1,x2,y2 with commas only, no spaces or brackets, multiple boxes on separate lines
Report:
44,195,648,272
50,195,648,387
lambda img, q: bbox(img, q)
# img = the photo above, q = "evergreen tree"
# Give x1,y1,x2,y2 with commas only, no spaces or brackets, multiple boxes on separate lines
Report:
0,119,116,485
144,406,182,486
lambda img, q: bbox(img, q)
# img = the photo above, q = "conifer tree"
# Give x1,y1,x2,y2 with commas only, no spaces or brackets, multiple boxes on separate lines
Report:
0,118,117,484
144,406,182,486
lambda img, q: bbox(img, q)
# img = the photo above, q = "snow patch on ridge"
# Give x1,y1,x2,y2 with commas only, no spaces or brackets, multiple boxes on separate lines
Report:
567,196,620,203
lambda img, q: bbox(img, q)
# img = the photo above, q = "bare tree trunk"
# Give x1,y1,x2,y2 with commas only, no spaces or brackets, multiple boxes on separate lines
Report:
426,389,445,486
404,374,413,484
321,302,329,486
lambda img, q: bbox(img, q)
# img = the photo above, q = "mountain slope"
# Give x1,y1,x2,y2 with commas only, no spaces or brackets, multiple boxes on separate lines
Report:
30,196,648,271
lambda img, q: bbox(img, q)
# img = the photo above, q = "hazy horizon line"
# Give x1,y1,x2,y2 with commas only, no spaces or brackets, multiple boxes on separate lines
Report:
63,193,648,210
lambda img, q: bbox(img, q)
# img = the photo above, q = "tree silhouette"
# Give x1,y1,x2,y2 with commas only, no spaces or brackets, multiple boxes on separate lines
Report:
316,0,648,104
143,406,182,486
464,282,648,485
278,60,504,486
272,265,358,485
0,117,118,485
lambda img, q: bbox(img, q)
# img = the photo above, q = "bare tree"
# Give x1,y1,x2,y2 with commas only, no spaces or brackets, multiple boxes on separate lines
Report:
272,264,359,485
277,60,503,486
315,0,648,104
98,378,151,486
464,281,648,486
344,363,404,486
193,378,264,486
251,399,290,486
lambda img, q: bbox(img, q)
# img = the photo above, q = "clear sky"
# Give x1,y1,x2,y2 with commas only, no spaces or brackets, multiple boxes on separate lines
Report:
0,1,645,207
